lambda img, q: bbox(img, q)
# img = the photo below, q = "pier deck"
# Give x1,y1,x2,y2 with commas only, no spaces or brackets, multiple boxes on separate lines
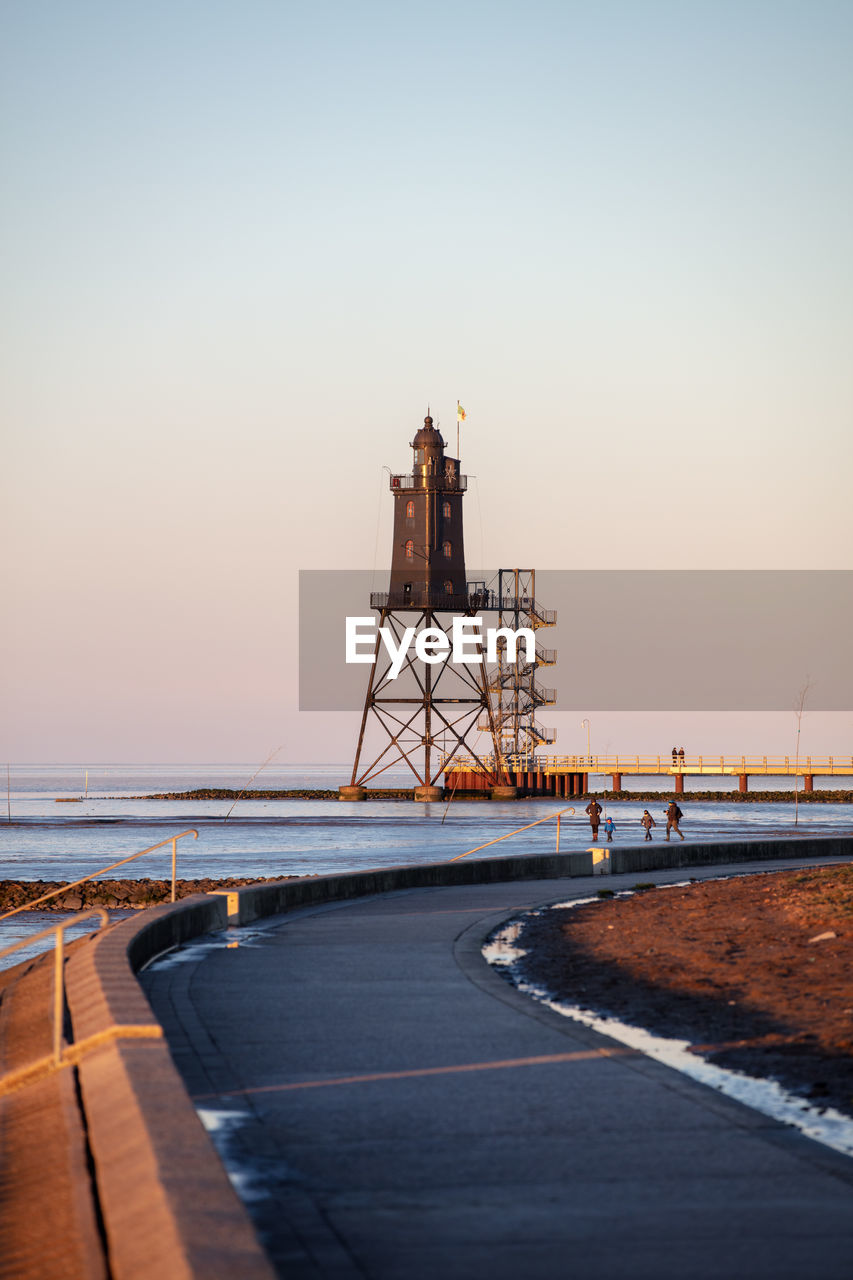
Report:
444,755,853,795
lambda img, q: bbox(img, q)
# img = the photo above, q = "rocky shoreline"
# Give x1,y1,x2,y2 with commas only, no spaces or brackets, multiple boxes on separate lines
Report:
116,787,853,803
0,876,294,913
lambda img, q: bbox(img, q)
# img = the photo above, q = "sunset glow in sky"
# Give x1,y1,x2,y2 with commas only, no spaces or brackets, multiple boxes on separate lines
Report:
3,1,851,763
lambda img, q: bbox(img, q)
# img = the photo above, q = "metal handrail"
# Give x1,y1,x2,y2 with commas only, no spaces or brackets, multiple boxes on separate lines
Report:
369,591,482,611
0,909,109,1065
0,829,200,925
389,473,468,491
449,805,576,862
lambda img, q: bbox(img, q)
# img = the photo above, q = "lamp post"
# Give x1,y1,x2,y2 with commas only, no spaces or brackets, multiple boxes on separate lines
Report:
581,718,590,765
793,680,810,828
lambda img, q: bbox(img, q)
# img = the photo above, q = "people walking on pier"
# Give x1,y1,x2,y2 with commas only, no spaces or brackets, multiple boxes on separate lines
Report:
665,800,685,841
678,747,685,764
672,747,678,765
641,810,656,840
586,798,602,841
604,816,615,842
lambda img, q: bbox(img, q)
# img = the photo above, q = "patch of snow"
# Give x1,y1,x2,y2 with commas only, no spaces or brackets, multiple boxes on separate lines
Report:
485,910,853,1160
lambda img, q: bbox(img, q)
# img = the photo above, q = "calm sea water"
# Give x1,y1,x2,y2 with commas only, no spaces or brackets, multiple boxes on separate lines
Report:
2,763,851,969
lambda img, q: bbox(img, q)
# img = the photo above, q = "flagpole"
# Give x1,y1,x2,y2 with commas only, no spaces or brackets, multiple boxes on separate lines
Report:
457,400,460,459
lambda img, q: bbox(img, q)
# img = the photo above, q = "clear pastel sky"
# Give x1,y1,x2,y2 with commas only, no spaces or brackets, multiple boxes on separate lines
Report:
2,1,851,764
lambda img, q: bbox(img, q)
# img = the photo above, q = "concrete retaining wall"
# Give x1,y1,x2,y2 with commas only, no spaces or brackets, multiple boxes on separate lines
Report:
0,955,107,1279
610,835,853,876
229,850,595,925
219,836,853,924
62,894,275,1280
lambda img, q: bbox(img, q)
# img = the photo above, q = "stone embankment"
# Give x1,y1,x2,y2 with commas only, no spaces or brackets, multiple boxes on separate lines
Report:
126,787,853,803
0,877,292,914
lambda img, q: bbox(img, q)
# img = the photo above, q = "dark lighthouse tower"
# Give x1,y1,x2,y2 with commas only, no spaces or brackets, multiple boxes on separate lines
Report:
388,412,467,609
342,412,505,801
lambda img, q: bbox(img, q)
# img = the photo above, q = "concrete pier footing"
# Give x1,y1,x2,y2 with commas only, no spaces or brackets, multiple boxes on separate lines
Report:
338,785,367,801
414,785,444,802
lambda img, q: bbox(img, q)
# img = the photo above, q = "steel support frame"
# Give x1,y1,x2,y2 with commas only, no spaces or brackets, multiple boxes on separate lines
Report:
350,608,507,789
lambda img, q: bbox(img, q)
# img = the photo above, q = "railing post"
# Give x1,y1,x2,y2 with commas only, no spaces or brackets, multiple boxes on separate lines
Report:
556,813,561,853
171,837,178,902
53,924,65,1066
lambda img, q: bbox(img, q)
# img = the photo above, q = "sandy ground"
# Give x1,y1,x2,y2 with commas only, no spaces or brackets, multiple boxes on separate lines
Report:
517,863,853,1119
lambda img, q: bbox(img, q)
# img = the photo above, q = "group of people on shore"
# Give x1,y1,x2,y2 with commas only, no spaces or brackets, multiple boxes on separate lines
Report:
584,799,686,843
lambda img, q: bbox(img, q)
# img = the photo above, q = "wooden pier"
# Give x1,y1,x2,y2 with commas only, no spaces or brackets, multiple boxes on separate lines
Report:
443,754,853,796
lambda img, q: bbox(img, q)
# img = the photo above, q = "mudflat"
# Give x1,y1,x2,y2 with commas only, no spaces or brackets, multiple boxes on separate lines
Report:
517,863,853,1119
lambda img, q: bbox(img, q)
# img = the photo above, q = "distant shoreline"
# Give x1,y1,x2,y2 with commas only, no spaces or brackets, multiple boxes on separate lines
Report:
114,787,853,804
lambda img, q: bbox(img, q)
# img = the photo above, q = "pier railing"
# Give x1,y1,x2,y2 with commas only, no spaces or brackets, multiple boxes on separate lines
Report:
442,754,853,778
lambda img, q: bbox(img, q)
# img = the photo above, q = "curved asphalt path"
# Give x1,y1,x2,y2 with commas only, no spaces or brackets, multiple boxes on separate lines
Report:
142,859,853,1279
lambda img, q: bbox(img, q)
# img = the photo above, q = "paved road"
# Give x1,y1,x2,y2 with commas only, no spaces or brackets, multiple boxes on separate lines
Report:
142,862,853,1279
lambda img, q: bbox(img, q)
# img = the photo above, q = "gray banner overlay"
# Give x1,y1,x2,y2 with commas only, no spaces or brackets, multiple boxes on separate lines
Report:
298,570,852,712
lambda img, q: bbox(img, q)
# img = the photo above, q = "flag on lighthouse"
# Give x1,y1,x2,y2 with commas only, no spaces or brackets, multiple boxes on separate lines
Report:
457,402,466,421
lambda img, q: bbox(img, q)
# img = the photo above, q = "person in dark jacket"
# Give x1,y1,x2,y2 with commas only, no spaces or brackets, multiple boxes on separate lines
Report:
640,810,656,841
585,798,603,841
665,800,685,841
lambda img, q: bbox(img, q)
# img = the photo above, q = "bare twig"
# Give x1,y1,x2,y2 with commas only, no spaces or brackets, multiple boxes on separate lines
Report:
223,747,284,822
441,773,461,824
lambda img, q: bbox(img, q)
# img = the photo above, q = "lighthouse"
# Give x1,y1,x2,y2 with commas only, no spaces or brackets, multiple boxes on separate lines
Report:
342,410,504,801
387,413,468,608
341,409,557,802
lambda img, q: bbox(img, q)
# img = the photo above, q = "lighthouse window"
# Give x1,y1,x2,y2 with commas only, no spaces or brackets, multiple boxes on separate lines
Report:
405,539,414,559
414,448,425,464
406,500,415,518
442,541,452,559
444,580,453,594
442,500,451,519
